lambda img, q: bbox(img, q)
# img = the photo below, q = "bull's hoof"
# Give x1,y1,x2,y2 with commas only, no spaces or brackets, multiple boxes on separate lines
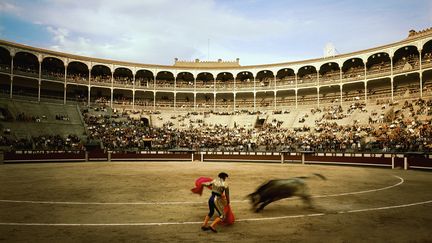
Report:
201,226,210,231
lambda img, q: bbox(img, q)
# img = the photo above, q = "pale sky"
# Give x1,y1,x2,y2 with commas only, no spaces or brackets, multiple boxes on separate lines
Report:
0,0,431,66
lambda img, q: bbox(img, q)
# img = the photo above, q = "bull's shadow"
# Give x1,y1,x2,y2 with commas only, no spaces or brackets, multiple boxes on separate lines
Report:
247,202,318,215
247,174,326,213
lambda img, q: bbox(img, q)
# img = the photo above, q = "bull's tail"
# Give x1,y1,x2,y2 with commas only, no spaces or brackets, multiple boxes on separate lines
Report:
297,173,327,180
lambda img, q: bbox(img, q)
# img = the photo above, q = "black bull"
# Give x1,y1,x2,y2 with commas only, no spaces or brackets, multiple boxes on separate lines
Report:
248,173,326,212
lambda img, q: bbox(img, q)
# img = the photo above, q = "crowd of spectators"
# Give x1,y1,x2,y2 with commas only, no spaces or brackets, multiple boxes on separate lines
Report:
1,96,431,153
79,98,432,153
0,110,82,150
55,114,70,121
0,135,32,149
0,134,82,150
16,112,44,122
42,70,64,81
114,76,133,85
67,73,88,83
14,65,38,76
32,135,82,150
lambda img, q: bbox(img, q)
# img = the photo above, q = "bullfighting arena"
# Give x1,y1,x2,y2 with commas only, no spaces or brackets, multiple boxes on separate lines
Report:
0,161,431,243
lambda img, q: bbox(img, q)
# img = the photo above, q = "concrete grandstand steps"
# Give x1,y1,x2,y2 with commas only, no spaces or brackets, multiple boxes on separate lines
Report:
231,113,256,129
337,109,369,125
150,112,185,128
285,110,300,128
0,99,82,125
291,110,313,128
0,99,86,140
78,96,429,133
0,103,15,121
148,111,261,129
204,113,232,127
267,110,299,129
1,122,85,140
12,129,29,140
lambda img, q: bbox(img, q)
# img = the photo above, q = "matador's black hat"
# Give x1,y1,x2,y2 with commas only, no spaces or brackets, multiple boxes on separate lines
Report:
218,172,229,179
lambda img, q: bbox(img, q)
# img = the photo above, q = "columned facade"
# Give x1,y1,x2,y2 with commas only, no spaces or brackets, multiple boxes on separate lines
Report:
0,31,432,111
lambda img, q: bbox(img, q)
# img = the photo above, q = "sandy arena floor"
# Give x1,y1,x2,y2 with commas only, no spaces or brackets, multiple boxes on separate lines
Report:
0,161,431,243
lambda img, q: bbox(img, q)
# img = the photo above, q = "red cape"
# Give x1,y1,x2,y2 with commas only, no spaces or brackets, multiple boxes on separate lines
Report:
191,177,213,195
191,177,235,225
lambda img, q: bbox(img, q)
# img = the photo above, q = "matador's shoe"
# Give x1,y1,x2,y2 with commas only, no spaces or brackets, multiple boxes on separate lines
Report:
209,226,217,233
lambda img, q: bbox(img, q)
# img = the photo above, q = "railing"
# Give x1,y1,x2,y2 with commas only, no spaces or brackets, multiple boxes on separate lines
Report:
276,99,296,106
41,73,64,82
67,76,88,84
3,150,431,170
13,69,39,78
1,61,432,94
276,76,296,86
342,72,365,82
320,75,340,83
297,76,317,87
366,68,391,80
0,64,11,74
215,80,235,90
422,59,432,68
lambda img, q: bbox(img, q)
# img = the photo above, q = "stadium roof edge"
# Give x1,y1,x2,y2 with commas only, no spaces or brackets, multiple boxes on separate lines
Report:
0,29,431,70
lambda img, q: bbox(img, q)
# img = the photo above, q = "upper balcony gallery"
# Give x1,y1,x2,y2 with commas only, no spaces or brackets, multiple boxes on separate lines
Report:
0,28,431,111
